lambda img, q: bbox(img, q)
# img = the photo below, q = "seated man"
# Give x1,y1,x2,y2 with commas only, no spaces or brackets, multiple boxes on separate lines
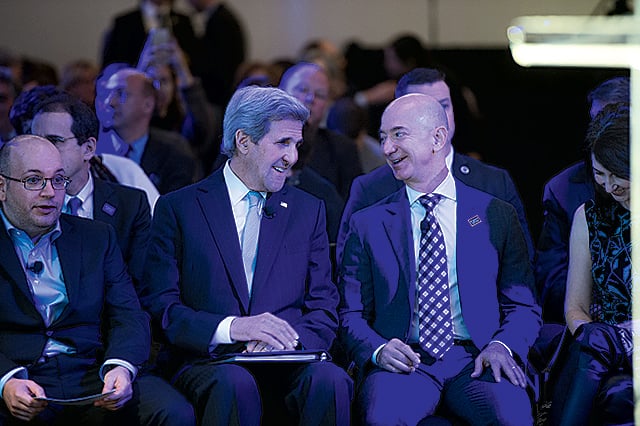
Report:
339,94,541,424
0,135,194,425
139,86,353,425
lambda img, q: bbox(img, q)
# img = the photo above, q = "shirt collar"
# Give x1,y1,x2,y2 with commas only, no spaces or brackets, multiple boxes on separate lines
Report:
406,168,456,206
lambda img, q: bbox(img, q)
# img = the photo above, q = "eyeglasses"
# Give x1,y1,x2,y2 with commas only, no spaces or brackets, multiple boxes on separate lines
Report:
44,135,77,145
0,174,71,191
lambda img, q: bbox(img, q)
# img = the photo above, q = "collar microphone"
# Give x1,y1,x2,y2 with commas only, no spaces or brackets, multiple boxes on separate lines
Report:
263,206,276,219
27,261,44,275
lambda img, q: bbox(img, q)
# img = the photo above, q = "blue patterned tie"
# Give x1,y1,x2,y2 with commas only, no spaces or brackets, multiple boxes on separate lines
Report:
241,191,261,294
417,194,453,358
67,197,82,216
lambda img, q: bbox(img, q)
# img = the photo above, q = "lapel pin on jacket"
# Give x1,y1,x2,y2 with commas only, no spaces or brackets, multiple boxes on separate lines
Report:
102,203,116,216
468,215,482,227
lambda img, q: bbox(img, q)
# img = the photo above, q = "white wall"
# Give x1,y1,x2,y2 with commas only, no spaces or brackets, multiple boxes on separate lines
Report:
0,0,601,73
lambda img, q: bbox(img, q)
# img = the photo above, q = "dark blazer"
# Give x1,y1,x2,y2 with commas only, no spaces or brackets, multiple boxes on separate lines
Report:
92,177,151,286
336,152,533,264
191,2,246,107
0,215,150,376
101,8,197,68
141,127,199,195
534,161,594,323
338,180,541,373
140,168,339,373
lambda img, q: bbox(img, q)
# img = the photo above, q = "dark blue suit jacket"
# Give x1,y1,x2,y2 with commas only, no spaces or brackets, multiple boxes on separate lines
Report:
336,152,533,265
93,178,151,286
339,180,541,373
534,162,594,323
0,215,150,376
140,168,340,371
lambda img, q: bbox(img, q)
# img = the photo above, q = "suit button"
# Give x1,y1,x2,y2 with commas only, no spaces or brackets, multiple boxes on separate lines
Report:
46,331,53,336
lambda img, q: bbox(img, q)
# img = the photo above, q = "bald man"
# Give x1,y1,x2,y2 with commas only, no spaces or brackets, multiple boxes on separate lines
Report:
338,94,541,425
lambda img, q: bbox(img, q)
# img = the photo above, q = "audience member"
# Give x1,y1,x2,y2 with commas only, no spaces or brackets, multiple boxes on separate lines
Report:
336,67,533,265
535,76,629,323
550,102,632,426
60,59,99,107
138,35,222,175
0,67,18,144
139,86,353,425
19,58,59,92
338,93,541,424
298,38,348,101
0,135,195,425
30,93,151,288
102,67,199,194
279,62,363,200
326,96,385,173
10,84,160,212
101,0,197,69
187,0,247,108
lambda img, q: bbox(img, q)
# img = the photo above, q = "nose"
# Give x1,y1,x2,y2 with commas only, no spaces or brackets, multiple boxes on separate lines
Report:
602,177,620,193
40,178,57,196
284,144,298,167
381,136,395,156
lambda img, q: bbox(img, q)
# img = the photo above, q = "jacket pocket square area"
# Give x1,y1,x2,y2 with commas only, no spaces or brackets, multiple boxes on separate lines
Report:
467,215,482,227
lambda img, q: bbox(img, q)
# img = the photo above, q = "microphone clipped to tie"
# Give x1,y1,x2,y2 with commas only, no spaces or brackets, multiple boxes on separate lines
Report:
27,261,44,275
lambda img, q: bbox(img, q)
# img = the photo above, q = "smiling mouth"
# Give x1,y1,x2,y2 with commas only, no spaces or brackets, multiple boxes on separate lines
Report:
273,165,288,173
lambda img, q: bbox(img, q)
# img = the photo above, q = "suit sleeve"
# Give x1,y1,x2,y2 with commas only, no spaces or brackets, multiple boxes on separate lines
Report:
488,201,542,362
497,168,534,263
534,183,570,323
123,190,152,288
290,200,341,350
336,176,367,268
102,225,151,366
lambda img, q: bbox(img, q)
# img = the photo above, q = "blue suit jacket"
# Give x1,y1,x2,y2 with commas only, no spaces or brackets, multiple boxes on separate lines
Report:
0,215,150,376
336,152,534,265
338,180,541,373
534,162,594,323
93,178,151,286
140,168,340,370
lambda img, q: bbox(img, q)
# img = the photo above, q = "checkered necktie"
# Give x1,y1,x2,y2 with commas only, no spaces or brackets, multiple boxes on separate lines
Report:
241,191,261,294
417,194,453,358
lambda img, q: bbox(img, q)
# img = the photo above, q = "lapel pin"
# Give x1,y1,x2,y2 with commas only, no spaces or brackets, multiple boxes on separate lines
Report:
468,215,481,227
102,203,116,216
280,202,288,208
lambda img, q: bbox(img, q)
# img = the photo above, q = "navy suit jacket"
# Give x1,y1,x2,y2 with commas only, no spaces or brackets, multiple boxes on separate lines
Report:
534,162,594,323
93,178,151,286
339,180,541,373
336,152,534,265
140,168,340,371
0,215,150,376
141,127,199,195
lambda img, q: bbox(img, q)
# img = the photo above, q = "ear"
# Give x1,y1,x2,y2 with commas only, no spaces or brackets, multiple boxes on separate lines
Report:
0,176,7,202
82,137,97,161
235,129,252,154
433,125,448,152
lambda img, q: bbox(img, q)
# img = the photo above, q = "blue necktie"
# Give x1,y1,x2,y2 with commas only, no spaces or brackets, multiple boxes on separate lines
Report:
417,194,453,358
67,197,82,216
241,191,261,294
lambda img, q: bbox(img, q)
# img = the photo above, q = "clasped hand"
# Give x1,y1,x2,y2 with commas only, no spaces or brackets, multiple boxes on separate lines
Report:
230,312,299,352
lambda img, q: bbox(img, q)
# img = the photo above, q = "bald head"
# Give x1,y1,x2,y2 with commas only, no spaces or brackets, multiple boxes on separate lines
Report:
0,135,66,240
379,94,449,192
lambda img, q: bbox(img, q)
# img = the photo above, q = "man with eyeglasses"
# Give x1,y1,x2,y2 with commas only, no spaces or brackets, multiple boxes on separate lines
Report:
279,62,363,201
30,93,151,290
0,135,195,425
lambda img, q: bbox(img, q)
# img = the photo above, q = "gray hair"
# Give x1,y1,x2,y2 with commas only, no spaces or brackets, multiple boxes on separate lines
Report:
221,86,309,157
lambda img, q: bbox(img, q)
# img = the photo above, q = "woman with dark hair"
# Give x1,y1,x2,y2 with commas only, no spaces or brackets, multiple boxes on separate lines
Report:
551,102,633,426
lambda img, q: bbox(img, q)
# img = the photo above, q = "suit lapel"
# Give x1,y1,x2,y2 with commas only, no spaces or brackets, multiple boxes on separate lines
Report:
251,189,290,299
55,217,82,320
381,190,415,296
0,225,33,303
196,172,250,312
92,178,117,221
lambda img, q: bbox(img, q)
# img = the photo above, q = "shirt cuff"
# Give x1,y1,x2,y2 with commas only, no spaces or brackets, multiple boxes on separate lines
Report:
0,367,27,400
208,316,237,354
371,344,385,366
100,359,138,381
488,340,513,357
